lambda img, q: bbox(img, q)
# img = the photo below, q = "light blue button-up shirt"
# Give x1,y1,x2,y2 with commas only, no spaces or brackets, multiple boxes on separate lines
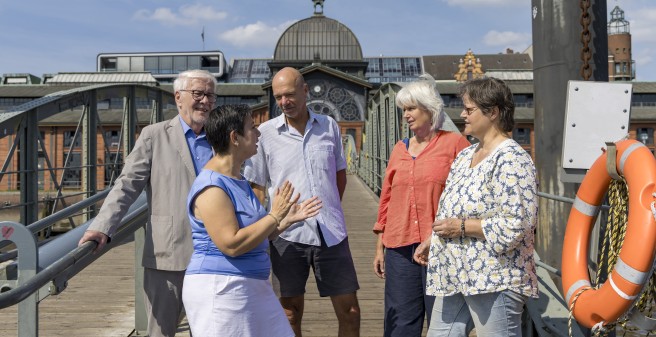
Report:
244,111,347,247
179,116,212,175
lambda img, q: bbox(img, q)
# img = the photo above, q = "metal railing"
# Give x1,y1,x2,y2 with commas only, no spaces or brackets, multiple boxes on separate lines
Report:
0,192,148,336
0,83,175,336
0,189,110,263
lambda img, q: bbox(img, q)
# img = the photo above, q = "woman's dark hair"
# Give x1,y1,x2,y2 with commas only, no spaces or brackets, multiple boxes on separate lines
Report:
459,77,515,132
205,104,252,155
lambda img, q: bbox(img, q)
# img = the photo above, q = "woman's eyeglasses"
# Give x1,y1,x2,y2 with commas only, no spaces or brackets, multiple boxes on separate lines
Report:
463,106,478,116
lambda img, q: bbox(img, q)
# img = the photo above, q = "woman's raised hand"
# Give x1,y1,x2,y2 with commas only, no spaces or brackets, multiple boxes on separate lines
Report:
269,181,300,221
281,196,322,230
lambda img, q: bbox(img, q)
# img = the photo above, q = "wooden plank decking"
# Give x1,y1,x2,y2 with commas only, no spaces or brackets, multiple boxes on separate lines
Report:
0,175,405,336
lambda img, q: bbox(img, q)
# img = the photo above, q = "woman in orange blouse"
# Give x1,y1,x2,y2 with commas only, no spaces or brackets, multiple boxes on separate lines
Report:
373,74,470,337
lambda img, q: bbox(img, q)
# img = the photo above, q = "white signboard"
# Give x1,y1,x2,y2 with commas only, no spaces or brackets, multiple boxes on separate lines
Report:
562,81,633,170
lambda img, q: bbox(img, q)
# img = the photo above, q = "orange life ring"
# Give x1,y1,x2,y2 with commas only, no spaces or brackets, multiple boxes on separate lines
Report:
562,139,656,329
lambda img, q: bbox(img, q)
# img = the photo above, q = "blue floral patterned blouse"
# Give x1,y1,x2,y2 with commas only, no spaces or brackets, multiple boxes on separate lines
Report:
426,139,539,298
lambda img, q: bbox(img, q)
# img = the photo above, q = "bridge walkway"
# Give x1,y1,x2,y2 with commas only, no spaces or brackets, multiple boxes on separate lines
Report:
0,175,401,336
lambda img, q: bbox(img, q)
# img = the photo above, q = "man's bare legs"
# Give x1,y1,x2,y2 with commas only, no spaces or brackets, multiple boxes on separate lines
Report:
280,292,360,337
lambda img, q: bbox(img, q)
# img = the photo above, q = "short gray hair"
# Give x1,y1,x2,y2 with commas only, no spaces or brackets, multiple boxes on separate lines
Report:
395,73,445,131
173,69,217,93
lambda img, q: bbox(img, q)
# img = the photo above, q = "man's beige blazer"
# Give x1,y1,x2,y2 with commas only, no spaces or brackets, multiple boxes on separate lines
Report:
89,116,197,271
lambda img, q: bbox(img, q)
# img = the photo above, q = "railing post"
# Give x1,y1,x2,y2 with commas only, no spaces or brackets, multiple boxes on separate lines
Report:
124,86,148,335
0,221,39,337
19,110,39,226
133,228,148,335
83,91,98,221
155,90,164,123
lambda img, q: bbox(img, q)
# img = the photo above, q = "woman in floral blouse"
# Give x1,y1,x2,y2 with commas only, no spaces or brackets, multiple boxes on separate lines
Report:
373,74,470,337
413,77,538,337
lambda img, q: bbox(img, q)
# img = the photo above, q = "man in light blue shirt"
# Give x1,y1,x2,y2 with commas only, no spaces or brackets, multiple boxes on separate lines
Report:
244,67,360,336
180,115,212,175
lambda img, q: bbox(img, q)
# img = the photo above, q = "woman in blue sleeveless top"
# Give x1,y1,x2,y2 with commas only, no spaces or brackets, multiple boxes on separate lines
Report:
182,104,322,337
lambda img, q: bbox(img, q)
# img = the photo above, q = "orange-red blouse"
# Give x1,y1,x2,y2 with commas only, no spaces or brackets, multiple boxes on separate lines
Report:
373,131,470,248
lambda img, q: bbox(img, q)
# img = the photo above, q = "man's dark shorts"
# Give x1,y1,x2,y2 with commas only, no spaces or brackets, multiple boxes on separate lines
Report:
270,232,360,298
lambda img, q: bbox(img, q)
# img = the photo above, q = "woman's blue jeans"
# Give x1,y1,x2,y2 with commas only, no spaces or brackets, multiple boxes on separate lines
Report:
426,290,527,337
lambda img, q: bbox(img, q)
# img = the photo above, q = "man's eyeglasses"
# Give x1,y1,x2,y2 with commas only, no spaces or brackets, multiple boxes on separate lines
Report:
180,90,216,102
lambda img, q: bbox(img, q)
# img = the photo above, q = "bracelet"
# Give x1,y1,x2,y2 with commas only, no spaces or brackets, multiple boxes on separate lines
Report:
267,213,281,226
460,218,466,239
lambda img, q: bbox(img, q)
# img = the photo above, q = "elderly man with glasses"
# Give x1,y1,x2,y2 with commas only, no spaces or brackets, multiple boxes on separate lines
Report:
79,69,217,337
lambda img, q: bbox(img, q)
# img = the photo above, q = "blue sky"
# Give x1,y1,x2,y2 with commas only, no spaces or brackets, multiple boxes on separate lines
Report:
0,0,654,81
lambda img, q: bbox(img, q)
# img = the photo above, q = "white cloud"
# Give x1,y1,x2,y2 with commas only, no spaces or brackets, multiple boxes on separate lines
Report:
218,20,296,49
133,4,227,26
483,30,531,51
442,0,524,7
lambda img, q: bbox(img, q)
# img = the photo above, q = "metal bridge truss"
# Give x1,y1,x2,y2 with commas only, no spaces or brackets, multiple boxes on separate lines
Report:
0,84,175,336
0,84,175,227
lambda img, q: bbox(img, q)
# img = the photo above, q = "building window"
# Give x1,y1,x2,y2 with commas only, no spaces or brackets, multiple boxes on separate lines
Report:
159,56,173,74
187,56,201,70
104,130,121,147
365,58,381,77
117,57,131,72
382,58,402,77
104,152,124,186
201,55,221,73
513,128,531,145
637,128,654,145
130,56,145,71
100,57,117,72
446,97,463,108
631,94,656,107
63,131,81,148
513,94,534,108
145,57,158,73
6,78,27,84
62,153,81,188
401,58,421,77
250,60,269,78
173,56,187,73
232,60,251,77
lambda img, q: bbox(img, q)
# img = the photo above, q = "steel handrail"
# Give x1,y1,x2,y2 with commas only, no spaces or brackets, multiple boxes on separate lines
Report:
0,189,111,261
0,193,148,309
27,189,110,234
537,190,610,210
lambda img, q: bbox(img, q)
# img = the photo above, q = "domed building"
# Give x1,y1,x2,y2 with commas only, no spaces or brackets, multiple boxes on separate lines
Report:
262,0,371,151
270,0,365,71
